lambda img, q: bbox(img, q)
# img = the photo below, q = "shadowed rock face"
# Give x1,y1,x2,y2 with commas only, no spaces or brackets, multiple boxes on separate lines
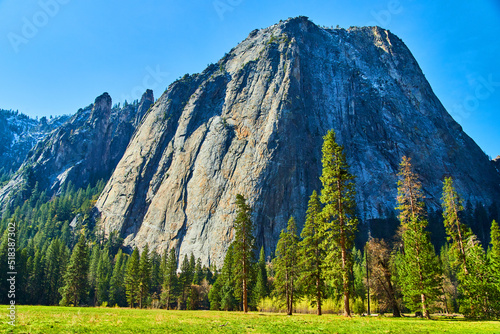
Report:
0,111,69,176
0,90,153,205
95,17,500,266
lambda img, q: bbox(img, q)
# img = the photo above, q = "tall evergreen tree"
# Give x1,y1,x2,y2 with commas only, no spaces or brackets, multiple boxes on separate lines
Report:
109,249,127,307
138,244,151,308
162,248,179,310
96,246,112,306
219,244,238,311
150,251,162,297
232,194,256,313
44,238,69,305
88,244,100,306
273,216,300,315
459,234,499,319
253,246,269,303
489,220,500,292
125,247,140,307
60,234,90,306
395,156,439,319
178,254,194,309
441,177,471,274
298,190,326,315
193,258,204,285
319,130,358,316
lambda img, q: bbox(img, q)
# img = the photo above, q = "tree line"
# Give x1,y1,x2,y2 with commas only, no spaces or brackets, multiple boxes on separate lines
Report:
0,130,499,319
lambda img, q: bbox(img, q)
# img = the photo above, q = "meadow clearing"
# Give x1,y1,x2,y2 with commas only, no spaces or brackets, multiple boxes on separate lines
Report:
1,306,499,333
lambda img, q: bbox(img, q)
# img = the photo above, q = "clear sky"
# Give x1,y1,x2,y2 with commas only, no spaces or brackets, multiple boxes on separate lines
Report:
0,0,499,157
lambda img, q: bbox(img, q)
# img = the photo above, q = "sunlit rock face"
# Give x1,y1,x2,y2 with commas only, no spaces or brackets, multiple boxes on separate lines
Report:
95,17,500,266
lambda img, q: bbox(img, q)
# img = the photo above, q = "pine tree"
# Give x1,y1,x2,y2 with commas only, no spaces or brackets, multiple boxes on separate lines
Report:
395,156,439,319
298,190,326,315
193,258,203,285
44,238,68,305
150,251,162,297
489,220,500,292
60,234,90,306
273,216,300,315
178,254,194,309
253,246,269,304
0,230,9,304
441,177,471,274
96,246,111,306
319,130,358,316
138,244,151,308
125,247,140,307
232,194,256,313
219,244,237,311
162,248,179,310
88,244,100,306
109,249,127,307
459,235,499,319
208,277,223,310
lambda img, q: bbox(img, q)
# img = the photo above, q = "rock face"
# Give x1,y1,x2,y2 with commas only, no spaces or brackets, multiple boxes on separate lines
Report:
0,110,69,177
0,90,153,206
494,156,500,175
96,17,500,266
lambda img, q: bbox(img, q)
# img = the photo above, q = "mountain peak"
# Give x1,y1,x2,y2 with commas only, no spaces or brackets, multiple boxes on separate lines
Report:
95,19,500,265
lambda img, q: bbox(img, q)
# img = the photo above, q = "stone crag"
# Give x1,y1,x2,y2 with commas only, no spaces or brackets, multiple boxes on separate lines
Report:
0,90,153,206
95,17,500,266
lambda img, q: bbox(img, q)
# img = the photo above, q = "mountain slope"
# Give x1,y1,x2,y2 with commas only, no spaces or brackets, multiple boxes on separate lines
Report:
95,17,500,266
0,90,153,207
0,110,69,181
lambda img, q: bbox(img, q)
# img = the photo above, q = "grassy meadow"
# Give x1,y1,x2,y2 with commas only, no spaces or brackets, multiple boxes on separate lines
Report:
1,306,499,333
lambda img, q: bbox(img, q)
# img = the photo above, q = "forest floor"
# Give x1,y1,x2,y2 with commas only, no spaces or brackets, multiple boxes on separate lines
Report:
1,306,499,333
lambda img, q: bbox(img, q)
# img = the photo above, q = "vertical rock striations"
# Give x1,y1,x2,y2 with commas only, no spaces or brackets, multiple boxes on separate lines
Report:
0,90,153,206
95,17,500,265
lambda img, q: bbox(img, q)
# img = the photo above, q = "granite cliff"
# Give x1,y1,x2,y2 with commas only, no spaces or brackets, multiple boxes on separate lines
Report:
92,17,500,266
0,90,153,206
0,110,69,179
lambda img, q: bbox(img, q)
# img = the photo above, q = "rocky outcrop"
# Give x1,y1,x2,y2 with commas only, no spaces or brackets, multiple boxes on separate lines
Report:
95,17,500,266
0,110,69,178
494,156,500,174
0,90,153,206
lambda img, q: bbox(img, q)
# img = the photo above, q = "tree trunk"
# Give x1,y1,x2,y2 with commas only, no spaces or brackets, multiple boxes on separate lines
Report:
317,275,322,316
421,293,430,319
341,230,350,316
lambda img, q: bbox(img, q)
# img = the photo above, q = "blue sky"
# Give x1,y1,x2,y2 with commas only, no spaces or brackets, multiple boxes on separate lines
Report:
0,0,499,157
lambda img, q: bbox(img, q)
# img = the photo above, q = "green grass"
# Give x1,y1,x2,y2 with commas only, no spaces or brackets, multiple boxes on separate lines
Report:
1,306,499,333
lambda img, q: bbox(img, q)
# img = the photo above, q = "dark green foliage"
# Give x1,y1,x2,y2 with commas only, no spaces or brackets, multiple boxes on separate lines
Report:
489,220,500,292
109,250,128,307
395,157,440,319
298,190,326,315
44,238,69,305
232,194,256,313
96,247,112,306
60,234,90,306
178,254,194,309
253,246,269,303
161,248,179,309
125,248,140,307
193,258,203,285
319,130,358,316
138,244,151,308
150,251,162,297
273,216,300,315
210,244,238,311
